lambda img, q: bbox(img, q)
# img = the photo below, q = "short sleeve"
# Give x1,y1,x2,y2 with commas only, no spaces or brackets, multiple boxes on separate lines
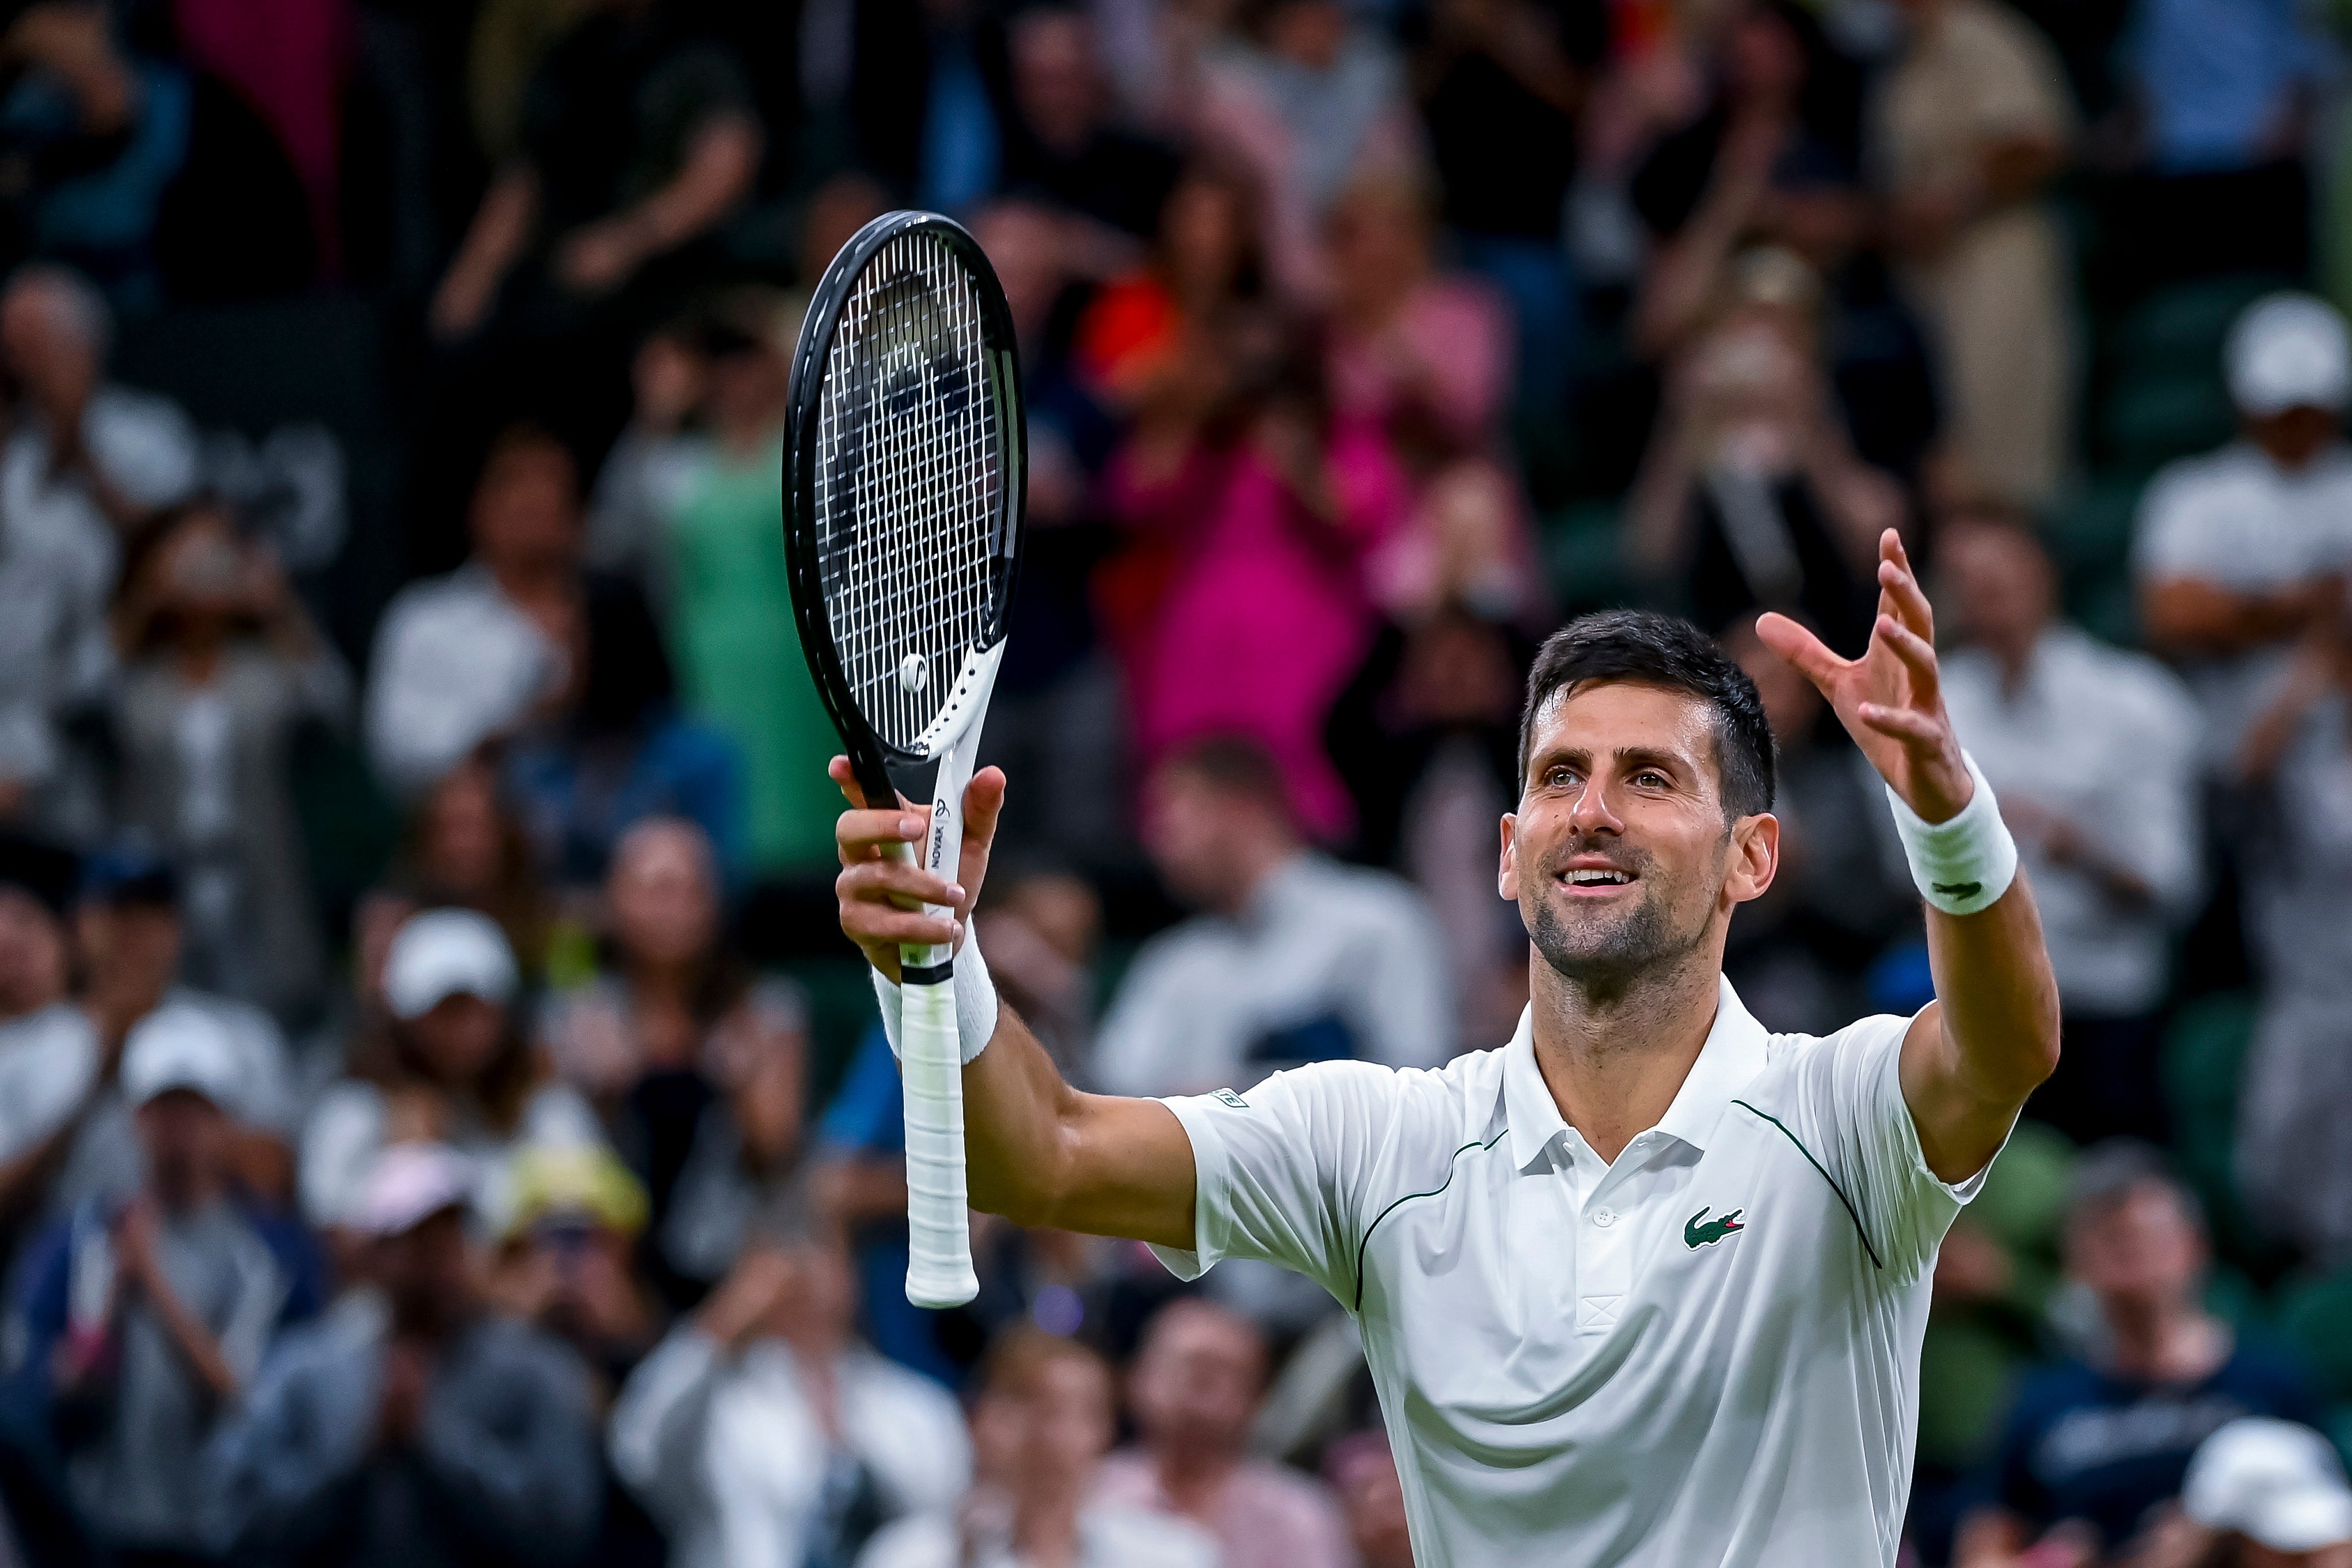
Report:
1150,1061,1402,1305
1782,1013,2003,1285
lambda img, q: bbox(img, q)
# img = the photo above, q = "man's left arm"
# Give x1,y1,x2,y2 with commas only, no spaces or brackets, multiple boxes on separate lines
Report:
1761,530,2062,1185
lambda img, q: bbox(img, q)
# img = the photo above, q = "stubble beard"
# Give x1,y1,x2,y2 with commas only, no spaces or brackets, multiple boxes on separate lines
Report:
1524,846,1715,999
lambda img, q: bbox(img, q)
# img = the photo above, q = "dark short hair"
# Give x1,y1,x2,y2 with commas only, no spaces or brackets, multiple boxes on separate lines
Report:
1156,733,1292,820
2067,1137,2207,1235
1517,611,1777,819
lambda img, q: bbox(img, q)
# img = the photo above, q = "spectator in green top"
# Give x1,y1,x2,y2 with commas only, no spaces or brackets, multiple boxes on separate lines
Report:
655,292,846,875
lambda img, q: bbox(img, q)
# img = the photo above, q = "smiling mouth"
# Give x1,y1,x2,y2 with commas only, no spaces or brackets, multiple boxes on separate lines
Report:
1560,869,1635,888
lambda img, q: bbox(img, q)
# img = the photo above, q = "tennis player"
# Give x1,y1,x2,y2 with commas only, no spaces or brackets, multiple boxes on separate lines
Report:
833,530,2059,1567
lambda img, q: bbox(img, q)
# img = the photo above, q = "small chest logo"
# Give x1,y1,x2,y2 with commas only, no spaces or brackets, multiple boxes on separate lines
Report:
1212,1087,1249,1110
1684,1206,1746,1249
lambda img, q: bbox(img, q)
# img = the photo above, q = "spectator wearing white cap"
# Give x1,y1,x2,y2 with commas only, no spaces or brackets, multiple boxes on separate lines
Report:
208,1141,606,1568
299,908,603,1245
2136,292,2352,764
2178,1419,2352,1568
6,1006,324,1565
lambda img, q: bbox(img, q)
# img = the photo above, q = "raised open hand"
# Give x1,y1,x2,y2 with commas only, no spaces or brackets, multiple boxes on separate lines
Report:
1756,528,1973,824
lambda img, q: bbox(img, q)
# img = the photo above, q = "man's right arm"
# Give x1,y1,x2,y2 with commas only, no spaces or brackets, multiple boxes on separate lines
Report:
831,759,1199,1253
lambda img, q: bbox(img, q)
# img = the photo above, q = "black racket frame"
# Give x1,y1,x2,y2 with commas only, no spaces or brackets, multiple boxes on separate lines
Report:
781,209,1027,811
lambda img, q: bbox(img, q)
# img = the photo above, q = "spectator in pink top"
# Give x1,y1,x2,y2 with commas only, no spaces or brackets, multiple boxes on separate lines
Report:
1102,327,1409,839
1095,1297,1353,1568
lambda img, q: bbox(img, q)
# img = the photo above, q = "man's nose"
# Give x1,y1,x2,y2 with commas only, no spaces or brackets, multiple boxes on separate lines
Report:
1566,779,1624,837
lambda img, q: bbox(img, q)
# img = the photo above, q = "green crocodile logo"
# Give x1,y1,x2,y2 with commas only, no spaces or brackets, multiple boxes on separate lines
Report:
1684,1206,1746,1249
1932,880,1982,900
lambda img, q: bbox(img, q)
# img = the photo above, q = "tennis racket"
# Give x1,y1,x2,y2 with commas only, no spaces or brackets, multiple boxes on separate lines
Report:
782,211,1024,1308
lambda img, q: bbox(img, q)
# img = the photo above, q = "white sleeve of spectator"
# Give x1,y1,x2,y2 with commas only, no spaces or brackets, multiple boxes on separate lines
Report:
608,1326,726,1525
1149,1060,1400,1306
90,393,199,508
2118,675,2206,919
296,1083,386,1228
1779,1014,2005,1286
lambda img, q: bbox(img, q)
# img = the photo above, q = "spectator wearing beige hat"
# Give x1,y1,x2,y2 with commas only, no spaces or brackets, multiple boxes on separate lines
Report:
2137,292,2352,767
208,1142,604,1568
8,1006,322,1567
300,908,603,1246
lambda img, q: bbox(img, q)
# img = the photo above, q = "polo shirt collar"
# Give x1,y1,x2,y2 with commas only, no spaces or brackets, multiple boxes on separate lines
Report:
1501,976,1772,1173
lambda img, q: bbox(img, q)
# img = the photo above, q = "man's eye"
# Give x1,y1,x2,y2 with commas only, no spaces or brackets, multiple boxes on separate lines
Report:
1634,771,1668,788
1546,767,1577,789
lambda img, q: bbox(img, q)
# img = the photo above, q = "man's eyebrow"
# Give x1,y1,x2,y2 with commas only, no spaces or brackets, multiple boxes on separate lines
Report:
1616,747,1692,777
1527,745,1593,773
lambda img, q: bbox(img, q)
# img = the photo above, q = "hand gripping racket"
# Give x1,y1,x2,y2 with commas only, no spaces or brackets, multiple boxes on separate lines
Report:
782,211,1024,1308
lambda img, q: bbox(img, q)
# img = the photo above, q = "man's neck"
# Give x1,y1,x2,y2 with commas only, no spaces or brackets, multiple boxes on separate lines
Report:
2105,1297,2226,1384
1213,840,1301,920
485,556,571,606
1527,948,1722,1164
1152,1440,1239,1513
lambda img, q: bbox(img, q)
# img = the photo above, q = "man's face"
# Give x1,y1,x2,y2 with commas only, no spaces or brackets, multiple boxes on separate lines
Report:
2066,1184,2205,1319
1502,683,1775,989
1011,12,1098,151
77,900,180,1006
0,889,67,1017
136,1090,227,1203
470,445,581,573
1142,768,1258,912
1025,1355,1115,1478
379,1208,476,1329
1129,1303,1265,1456
2248,406,2340,470
1939,521,2053,651
0,284,96,408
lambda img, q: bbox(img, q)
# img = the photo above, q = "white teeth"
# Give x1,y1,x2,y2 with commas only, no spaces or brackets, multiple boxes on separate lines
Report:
1566,870,1631,885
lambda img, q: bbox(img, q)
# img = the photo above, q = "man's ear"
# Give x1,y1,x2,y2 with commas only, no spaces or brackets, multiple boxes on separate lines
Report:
1498,813,1520,902
1725,813,1779,907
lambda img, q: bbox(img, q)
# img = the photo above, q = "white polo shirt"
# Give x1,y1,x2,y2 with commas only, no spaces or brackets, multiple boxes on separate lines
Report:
1152,977,1992,1568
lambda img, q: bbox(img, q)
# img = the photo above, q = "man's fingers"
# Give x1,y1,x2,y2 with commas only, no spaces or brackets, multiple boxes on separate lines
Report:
1874,614,1940,704
840,904,960,949
1856,701,1942,746
835,807,927,868
1755,611,1845,688
838,858,964,909
1877,549,1936,642
962,766,1007,852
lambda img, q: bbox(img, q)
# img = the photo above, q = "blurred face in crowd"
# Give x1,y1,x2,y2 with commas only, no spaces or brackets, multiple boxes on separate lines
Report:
1010,9,1101,153
972,202,1068,349
2248,406,2340,470
607,819,717,971
470,439,581,576
1725,3,1807,106
1160,174,1252,299
137,1089,230,1210
1325,181,1431,322
1143,762,1293,915
762,1237,858,1350
1332,1444,1415,1568
704,333,790,445
0,889,67,1017
379,1207,478,1334
2241,1543,2352,1568
1129,1300,1266,1459
1504,683,1773,991
993,870,1100,968
1723,623,1821,748
75,895,180,1012
418,762,507,900
152,508,253,627
1938,516,2054,657
405,992,508,1087
1262,0,1346,68
0,275,99,413
1021,1350,1117,1487
2066,1181,2207,1322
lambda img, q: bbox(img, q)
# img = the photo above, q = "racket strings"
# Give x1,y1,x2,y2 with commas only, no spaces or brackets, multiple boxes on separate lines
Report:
813,231,1007,754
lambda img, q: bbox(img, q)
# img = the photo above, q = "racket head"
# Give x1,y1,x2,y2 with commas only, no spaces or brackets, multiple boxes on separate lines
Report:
782,210,1026,811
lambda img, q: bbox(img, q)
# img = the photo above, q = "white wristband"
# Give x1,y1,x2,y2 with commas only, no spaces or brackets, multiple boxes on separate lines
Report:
1886,752,2019,916
870,920,999,1065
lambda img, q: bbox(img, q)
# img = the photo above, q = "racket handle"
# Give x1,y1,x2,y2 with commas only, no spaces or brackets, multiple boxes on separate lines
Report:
900,967,979,1307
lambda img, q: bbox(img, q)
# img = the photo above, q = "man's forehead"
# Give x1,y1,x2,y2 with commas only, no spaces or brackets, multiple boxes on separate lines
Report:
1529,680,1718,760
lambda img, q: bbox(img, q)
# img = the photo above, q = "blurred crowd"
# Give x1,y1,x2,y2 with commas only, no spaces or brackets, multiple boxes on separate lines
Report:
0,0,2349,1562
